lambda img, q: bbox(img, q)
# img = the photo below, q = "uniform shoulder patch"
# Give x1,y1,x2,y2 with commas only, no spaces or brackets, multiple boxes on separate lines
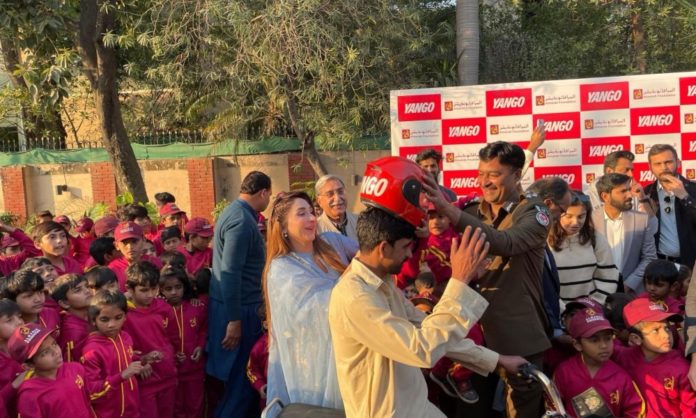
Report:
536,211,550,227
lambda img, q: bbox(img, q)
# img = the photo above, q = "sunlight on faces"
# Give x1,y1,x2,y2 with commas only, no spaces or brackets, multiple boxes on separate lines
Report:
602,182,633,211
15,291,45,316
649,150,679,179
162,213,183,227
93,304,126,339
130,285,158,308
427,211,451,236
161,277,184,306
163,237,181,252
30,336,63,372
316,179,346,220
36,229,68,257
116,237,144,262
478,158,521,207
381,238,414,275
573,330,614,367
285,198,317,251
418,158,440,180
633,321,673,355
559,204,588,236
0,313,23,340
32,265,58,286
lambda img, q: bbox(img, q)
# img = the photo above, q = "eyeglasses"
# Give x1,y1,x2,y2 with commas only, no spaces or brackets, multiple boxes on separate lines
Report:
319,187,345,199
664,196,672,214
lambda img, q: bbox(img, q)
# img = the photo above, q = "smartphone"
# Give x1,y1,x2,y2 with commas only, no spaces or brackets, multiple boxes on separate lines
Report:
537,119,545,128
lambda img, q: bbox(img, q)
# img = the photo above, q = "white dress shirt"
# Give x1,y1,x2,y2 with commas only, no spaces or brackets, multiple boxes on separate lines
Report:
657,181,680,257
604,209,625,271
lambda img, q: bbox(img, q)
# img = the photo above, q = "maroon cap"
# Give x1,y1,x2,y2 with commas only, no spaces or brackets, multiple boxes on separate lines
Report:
568,307,614,339
8,324,53,363
114,221,144,242
75,217,94,233
54,215,70,226
1,234,19,249
563,296,604,317
160,203,186,217
94,215,119,237
184,217,214,237
623,298,682,328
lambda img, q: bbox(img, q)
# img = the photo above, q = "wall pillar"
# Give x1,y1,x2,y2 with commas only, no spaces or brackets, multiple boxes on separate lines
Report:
1,166,28,222
186,158,216,221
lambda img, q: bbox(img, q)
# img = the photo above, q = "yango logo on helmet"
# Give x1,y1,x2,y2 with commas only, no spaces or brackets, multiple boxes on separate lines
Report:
580,81,629,111
486,88,532,117
361,175,389,197
532,112,580,140
442,117,486,144
397,94,441,122
581,137,630,165
630,106,680,135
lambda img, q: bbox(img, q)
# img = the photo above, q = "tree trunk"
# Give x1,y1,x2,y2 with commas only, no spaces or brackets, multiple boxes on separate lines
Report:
456,0,480,85
283,76,328,177
631,3,647,74
77,0,148,203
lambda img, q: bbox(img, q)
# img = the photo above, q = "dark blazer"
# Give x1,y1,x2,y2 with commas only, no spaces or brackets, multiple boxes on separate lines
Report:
645,176,696,269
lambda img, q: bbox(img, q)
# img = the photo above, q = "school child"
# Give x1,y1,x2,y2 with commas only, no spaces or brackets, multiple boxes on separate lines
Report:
122,261,177,418
0,300,25,418
672,263,692,303
8,323,94,417
604,292,635,347
1,270,60,334
613,298,696,417
143,240,157,258
553,306,644,417
84,266,120,294
32,221,83,275
160,265,207,418
413,270,435,298
179,217,213,275
20,257,61,314
108,222,162,292
93,215,119,238
639,260,683,314
160,250,187,271
160,226,183,253
159,203,186,229
52,274,92,362
247,304,268,409
80,290,149,418
193,268,210,306
0,223,41,277
71,217,94,266
1,234,20,257
122,204,159,243
396,199,458,294
87,237,119,269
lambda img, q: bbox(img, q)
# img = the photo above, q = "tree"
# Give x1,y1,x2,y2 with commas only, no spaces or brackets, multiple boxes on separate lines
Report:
456,0,479,85
143,0,450,177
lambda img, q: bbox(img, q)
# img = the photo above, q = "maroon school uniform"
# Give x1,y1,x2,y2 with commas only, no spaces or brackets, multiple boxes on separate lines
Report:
108,255,163,292
70,236,93,266
636,293,683,315
42,296,61,316
613,345,696,418
81,331,140,418
247,333,268,409
0,230,41,277
0,350,23,418
553,354,644,418
177,246,212,276
396,227,459,289
53,255,85,276
58,312,89,363
37,307,61,337
164,301,207,418
16,361,95,418
122,298,176,418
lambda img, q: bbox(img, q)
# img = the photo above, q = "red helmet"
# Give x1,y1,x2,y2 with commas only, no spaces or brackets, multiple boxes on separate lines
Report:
360,156,425,227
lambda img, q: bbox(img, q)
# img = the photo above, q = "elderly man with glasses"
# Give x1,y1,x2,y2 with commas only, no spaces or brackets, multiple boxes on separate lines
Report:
315,175,359,241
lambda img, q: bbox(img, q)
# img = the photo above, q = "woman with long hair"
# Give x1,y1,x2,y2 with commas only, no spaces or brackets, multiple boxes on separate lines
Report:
548,191,619,305
263,191,346,413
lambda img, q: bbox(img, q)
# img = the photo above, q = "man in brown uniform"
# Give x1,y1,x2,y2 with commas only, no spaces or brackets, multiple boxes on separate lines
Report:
423,141,571,418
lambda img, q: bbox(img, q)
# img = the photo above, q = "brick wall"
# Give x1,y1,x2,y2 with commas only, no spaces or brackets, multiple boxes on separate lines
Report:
186,158,216,221
90,162,118,210
287,153,317,189
0,166,28,221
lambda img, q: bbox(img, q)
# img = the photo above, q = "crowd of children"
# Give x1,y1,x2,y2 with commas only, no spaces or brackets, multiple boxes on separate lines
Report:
0,196,216,418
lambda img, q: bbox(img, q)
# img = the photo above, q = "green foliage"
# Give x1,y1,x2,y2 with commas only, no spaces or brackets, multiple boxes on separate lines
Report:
212,198,230,222
0,212,19,226
290,181,318,200
84,202,111,220
115,192,160,223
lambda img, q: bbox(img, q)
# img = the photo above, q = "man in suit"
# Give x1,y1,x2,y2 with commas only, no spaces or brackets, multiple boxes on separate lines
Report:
643,144,696,270
592,173,657,294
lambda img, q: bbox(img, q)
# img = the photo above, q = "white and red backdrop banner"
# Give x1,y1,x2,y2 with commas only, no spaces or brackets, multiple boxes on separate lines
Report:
390,71,696,197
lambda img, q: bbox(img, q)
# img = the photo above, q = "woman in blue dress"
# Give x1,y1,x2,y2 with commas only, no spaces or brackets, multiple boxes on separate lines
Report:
263,191,347,414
